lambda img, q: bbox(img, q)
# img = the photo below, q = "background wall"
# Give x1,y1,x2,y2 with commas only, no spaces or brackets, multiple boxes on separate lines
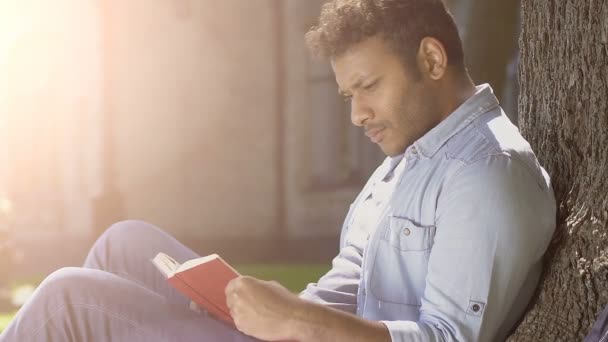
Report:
0,0,518,276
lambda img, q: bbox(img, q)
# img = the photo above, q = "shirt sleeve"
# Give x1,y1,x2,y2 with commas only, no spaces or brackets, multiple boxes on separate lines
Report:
299,158,390,314
382,154,556,341
298,244,362,314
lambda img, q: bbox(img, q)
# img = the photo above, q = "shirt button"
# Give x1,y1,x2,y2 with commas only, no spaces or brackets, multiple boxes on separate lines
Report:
472,304,480,312
403,228,411,236
411,146,418,154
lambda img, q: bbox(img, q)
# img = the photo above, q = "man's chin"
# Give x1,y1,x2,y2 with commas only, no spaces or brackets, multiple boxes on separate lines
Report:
379,142,406,157
380,146,400,157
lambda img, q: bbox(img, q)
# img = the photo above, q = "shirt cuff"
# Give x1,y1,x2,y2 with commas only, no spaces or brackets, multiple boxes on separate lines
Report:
380,320,432,342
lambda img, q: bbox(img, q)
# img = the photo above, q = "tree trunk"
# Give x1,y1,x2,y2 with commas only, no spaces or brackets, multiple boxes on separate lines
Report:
508,1,608,341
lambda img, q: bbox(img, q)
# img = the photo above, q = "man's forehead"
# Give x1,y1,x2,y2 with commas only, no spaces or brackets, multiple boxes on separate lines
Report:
335,73,369,95
331,52,380,94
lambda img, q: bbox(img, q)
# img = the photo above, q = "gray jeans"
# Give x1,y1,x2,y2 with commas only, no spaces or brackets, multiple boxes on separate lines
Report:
0,220,257,342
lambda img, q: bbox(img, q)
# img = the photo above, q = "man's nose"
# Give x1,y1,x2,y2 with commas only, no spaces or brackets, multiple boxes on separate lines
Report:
350,96,373,126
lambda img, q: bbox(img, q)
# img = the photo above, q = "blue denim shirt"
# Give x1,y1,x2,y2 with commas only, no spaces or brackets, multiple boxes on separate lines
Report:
300,84,556,341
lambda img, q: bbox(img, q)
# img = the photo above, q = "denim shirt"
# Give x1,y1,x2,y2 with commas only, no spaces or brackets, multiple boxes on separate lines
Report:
300,84,557,342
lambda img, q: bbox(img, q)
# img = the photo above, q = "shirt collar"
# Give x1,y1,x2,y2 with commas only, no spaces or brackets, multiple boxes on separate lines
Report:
383,154,405,181
412,83,500,158
374,153,405,182
388,154,404,171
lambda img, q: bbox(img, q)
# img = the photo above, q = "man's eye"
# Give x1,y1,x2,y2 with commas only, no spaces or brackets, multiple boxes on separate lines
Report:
363,81,377,91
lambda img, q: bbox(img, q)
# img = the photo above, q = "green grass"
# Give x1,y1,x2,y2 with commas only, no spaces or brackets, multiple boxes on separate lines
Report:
0,263,330,333
0,312,16,332
235,263,330,293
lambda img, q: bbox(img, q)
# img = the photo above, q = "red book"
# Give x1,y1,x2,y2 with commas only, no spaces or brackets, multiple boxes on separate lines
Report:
152,252,239,326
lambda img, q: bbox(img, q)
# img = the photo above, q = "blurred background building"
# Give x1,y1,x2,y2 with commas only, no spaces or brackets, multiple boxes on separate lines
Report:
0,0,519,277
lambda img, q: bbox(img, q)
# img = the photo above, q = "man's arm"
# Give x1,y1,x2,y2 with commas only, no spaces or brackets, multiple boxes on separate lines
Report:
226,276,391,342
299,158,389,313
379,155,556,341
225,155,555,342
297,244,361,313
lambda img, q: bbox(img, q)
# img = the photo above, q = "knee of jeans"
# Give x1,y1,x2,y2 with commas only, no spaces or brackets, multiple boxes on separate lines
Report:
38,267,95,295
97,220,159,250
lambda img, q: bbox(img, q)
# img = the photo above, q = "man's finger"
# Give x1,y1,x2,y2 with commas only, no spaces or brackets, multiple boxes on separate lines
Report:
225,276,240,297
226,290,240,309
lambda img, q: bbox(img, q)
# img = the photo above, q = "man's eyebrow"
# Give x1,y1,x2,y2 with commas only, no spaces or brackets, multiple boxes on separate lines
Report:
339,77,366,96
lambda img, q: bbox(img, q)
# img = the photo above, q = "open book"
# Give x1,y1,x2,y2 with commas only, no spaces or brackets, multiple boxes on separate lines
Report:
152,252,240,326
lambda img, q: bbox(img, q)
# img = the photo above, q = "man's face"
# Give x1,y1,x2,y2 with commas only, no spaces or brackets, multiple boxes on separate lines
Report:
332,36,440,157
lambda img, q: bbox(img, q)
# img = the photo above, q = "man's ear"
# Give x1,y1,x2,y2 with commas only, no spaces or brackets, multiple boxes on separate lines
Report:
416,37,448,80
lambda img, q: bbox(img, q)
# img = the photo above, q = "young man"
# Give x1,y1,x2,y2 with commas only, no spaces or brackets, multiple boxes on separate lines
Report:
0,0,555,341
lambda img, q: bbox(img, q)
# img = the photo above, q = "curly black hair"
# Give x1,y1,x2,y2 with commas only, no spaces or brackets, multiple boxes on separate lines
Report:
305,0,465,73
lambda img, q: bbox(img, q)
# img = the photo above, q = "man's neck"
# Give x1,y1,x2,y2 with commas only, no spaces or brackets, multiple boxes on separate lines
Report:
439,72,477,121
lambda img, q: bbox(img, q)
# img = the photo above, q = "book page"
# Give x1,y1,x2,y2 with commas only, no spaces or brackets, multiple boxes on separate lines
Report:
152,252,181,278
178,254,219,272
178,254,240,275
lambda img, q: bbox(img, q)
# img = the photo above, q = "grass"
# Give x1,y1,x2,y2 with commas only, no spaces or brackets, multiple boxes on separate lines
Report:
0,263,330,332
235,263,330,292
0,313,15,332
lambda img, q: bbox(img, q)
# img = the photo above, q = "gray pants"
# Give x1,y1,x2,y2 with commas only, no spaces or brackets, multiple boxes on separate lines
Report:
0,220,258,342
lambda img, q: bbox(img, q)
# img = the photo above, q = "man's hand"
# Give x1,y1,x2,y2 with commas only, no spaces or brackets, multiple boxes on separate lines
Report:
225,276,302,341
225,276,391,342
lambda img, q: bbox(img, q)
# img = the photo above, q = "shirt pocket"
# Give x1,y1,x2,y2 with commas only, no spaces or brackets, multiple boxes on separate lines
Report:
369,215,435,306
384,215,434,251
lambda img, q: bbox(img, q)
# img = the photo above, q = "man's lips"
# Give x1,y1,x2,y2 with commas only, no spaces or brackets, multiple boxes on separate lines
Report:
365,127,386,143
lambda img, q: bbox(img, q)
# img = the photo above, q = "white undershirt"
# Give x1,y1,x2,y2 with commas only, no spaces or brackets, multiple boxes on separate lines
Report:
345,155,406,252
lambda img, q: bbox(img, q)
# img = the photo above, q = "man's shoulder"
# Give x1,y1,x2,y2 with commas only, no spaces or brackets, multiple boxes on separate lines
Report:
439,108,550,191
443,108,537,167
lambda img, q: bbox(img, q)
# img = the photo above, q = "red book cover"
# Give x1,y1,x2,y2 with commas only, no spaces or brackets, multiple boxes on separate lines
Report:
153,253,298,342
152,253,239,326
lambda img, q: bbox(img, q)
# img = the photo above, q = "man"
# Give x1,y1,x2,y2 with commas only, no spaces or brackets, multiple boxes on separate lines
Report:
0,0,555,341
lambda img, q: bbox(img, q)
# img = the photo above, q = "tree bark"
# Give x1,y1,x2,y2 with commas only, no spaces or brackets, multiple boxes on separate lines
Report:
508,1,608,341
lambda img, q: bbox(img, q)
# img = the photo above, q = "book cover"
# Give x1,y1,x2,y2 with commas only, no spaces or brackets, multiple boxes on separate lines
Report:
152,252,240,326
